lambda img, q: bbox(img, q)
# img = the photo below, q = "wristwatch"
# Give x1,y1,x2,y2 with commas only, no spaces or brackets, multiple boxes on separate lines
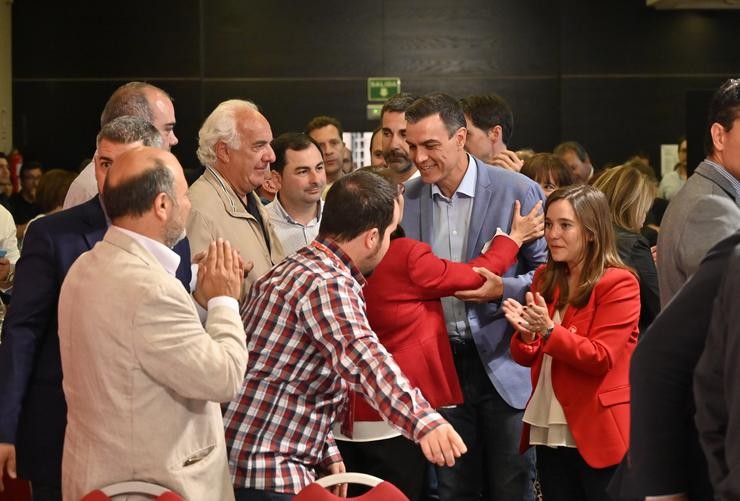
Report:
541,325,554,343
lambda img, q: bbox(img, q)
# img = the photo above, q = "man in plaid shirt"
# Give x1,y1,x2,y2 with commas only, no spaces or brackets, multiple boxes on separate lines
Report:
225,171,466,500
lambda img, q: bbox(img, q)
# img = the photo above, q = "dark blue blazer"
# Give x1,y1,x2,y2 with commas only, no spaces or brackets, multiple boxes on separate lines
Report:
0,196,191,485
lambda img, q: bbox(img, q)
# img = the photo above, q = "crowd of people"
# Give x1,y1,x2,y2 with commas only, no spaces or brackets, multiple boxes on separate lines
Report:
0,77,738,501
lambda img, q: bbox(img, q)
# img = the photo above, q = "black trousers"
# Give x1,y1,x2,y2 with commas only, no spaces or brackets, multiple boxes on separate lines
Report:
337,434,427,500
536,445,617,501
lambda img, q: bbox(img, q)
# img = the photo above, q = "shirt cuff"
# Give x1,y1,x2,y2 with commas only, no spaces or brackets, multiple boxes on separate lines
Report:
412,411,448,442
207,296,239,313
494,228,520,247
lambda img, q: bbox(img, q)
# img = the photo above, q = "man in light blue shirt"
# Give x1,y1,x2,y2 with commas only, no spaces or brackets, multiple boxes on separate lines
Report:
403,92,547,501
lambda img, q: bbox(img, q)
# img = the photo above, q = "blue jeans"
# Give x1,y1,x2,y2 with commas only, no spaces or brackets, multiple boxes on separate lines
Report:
436,340,535,501
234,487,293,501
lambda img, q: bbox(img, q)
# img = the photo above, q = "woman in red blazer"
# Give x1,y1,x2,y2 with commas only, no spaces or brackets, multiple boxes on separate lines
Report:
502,184,640,501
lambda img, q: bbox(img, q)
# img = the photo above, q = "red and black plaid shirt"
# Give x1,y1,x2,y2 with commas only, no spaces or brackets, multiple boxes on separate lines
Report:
224,237,445,493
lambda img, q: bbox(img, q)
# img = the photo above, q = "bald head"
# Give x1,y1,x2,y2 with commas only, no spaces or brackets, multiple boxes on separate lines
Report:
103,147,190,247
100,82,178,150
104,147,182,219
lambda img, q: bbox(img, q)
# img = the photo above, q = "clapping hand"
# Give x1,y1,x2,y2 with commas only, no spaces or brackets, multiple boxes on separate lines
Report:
503,292,553,342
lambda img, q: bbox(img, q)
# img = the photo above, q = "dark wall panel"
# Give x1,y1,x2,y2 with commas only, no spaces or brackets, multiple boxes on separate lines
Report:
560,0,740,75
12,0,200,78
12,80,202,172
560,76,725,170
383,0,559,77
203,1,384,77
10,0,740,177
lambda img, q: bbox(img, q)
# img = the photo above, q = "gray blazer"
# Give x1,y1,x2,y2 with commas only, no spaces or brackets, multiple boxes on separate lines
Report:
657,161,740,307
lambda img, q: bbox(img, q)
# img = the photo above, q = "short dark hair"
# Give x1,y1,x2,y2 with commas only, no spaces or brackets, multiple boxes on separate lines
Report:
97,115,163,148
705,78,740,156
554,141,589,162
305,115,344,137
100,82,171,127
460,94,514,145
20,161,43,178
270,132,321,175
405,93,466,138
103,159,176,220
381,92,419,119
319,171,396,243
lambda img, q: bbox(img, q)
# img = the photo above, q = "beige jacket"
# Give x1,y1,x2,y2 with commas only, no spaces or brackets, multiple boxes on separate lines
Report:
58,228,247,501
187,168,284,292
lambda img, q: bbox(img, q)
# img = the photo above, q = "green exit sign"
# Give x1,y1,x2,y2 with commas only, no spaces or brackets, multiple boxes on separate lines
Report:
368,77,401,102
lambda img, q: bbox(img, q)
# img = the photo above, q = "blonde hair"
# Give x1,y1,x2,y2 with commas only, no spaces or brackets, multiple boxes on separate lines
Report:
593,164,657,233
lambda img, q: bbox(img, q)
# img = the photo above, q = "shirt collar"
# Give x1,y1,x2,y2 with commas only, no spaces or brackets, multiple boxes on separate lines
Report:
431,154,477,200
113,225,182,276
273,196,323,226
312,236,366,286
704,158,740,197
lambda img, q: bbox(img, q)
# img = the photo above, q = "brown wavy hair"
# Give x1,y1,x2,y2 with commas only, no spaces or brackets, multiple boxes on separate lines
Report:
537,184,631,309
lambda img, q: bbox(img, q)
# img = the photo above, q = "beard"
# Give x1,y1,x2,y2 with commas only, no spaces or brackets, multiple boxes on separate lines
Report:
164,216,186,248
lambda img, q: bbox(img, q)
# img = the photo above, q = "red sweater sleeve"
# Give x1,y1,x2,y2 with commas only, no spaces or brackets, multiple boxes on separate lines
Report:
405,236,519,299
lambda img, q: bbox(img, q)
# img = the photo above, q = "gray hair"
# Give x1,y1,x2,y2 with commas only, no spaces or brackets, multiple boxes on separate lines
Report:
103,159,176,220
96,116,163,149
100,82,171,127
196,99,259,168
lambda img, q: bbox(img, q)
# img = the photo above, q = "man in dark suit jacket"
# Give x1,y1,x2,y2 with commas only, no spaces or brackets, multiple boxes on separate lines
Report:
402,93,547,501
694,241,740,500
0,117,191,500
608,234,740,500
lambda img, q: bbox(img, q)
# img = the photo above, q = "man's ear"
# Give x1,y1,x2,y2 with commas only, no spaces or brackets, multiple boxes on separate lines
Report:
455,127,467,149
488,125,502,143
711,122,727,153
153,192,170,221
268,172,282,192
363,227,380,250
215,141,230,164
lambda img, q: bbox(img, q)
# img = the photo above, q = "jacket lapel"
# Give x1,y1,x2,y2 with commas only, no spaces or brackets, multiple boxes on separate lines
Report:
81,196,108,250
419,183,434,244
466,160,493,260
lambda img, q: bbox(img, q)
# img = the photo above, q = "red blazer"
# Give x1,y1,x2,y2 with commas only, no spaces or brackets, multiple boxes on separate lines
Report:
352,235,520,422
510,266,640,468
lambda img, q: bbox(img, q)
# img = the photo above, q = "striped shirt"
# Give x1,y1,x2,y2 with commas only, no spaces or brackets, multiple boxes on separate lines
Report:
224,237,445,494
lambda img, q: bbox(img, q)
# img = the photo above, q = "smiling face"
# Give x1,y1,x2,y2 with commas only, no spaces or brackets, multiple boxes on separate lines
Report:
545,198,587,270
275,143,326,209
218,110,276,197
405,113,468,197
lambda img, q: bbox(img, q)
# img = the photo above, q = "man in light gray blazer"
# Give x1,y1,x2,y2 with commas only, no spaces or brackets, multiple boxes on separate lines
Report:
58,147,247,500
402,93,547,501
657,78,740,308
